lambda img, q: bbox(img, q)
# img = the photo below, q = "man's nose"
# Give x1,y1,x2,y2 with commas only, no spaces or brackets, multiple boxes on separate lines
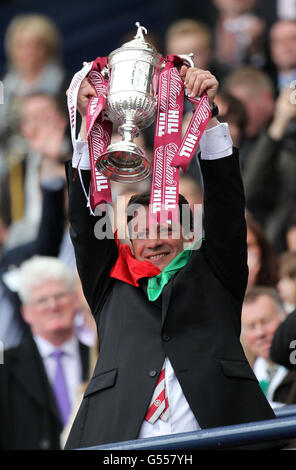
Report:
46,295,60,310
253,323,266,338
146,237,163,249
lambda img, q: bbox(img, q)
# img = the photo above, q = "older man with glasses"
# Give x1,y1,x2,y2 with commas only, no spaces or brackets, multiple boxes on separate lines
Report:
0,255,90,450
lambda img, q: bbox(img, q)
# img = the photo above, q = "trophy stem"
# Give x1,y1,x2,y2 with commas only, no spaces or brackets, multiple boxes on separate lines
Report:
118,121,140,144
96,118,151,182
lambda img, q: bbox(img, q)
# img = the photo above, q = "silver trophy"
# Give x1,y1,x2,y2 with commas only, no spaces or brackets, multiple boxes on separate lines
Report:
96,22,194,183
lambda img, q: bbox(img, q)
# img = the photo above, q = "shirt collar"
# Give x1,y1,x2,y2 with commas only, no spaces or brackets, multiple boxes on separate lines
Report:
34,334,79,359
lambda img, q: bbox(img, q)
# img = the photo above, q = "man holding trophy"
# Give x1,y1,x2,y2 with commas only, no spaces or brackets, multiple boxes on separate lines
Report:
64,24,277,449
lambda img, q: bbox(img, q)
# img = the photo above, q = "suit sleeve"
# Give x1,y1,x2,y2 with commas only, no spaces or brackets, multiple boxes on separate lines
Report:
270,310,296,369
199,148,248,303
34,182,66,257
66,162,118,317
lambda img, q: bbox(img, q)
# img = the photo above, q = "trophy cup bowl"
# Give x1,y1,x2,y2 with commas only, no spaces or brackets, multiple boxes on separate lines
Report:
96,22,194,183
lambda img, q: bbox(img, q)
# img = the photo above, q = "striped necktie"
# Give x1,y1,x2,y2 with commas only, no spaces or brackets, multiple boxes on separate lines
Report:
145,364,169,423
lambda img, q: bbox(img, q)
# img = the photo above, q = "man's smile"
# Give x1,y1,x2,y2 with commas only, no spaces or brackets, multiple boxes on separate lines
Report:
147,252,169,261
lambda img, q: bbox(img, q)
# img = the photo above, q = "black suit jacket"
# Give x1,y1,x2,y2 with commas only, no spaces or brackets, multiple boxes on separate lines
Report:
0,335,89,450
65,151,276,449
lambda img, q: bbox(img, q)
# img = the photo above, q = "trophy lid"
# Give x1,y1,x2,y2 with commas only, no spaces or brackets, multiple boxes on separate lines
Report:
111,22,160,56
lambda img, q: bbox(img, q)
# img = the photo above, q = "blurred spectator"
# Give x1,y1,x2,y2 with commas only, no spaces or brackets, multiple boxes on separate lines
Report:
213,0,267,73
0,150,96,352
0,13,67,208
2,91,70,249
0,94,81,351
0,256,90,450
0,161,67,350
223,64,296,251
277,251,296,314
165,18,221,77
164,17,225,126
270,19,296,91
215,90,248,146
242,86,296,251
246,212,278,292
270,307,296,371
241,287,296,408
270,307,296,406
222,66,275,149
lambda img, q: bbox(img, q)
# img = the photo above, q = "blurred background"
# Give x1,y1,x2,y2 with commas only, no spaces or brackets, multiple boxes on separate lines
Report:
0,0,173,76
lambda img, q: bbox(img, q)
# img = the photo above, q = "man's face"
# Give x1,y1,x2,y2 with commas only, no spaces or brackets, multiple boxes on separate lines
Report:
12,28,47,73
22,280,76,341
230,85,274,137
130,206,187,271
242,295,283,360
20,95,64,140
270,21,296,72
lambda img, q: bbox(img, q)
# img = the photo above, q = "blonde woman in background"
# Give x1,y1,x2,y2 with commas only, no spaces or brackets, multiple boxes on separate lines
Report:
0,14,67,241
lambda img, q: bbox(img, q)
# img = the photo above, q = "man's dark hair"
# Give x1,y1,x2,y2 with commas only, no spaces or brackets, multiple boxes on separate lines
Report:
126,191,193,238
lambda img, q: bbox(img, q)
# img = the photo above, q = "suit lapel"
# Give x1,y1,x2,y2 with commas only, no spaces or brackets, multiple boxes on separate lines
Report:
9,336,62,425
79,341,91,383
161,279,173,328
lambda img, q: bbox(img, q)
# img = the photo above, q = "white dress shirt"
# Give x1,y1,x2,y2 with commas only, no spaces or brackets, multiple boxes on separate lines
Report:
253,357,287,410
72,121,233,437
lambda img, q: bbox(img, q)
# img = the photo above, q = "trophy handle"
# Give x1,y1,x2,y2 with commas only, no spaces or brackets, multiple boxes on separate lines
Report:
177,53,195,69
101,65,110,81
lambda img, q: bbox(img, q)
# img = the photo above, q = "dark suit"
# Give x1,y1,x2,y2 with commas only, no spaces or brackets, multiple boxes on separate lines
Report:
0,335,89,450
65,151,276,449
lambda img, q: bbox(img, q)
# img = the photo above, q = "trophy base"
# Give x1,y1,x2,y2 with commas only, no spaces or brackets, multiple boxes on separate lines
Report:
96,142,151,183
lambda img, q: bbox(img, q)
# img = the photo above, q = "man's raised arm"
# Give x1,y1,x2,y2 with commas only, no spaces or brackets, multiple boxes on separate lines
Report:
199,123,248,303
182,66,248,302
66,78,117,315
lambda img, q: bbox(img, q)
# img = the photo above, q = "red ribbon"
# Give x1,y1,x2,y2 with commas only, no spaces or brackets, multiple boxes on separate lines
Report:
171,92,212,172
86,58,113,207
149,56,184,227
110,233,161,286
72,56,212,219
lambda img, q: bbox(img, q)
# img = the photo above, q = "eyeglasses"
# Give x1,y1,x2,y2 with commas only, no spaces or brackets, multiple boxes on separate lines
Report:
30,291,72,309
